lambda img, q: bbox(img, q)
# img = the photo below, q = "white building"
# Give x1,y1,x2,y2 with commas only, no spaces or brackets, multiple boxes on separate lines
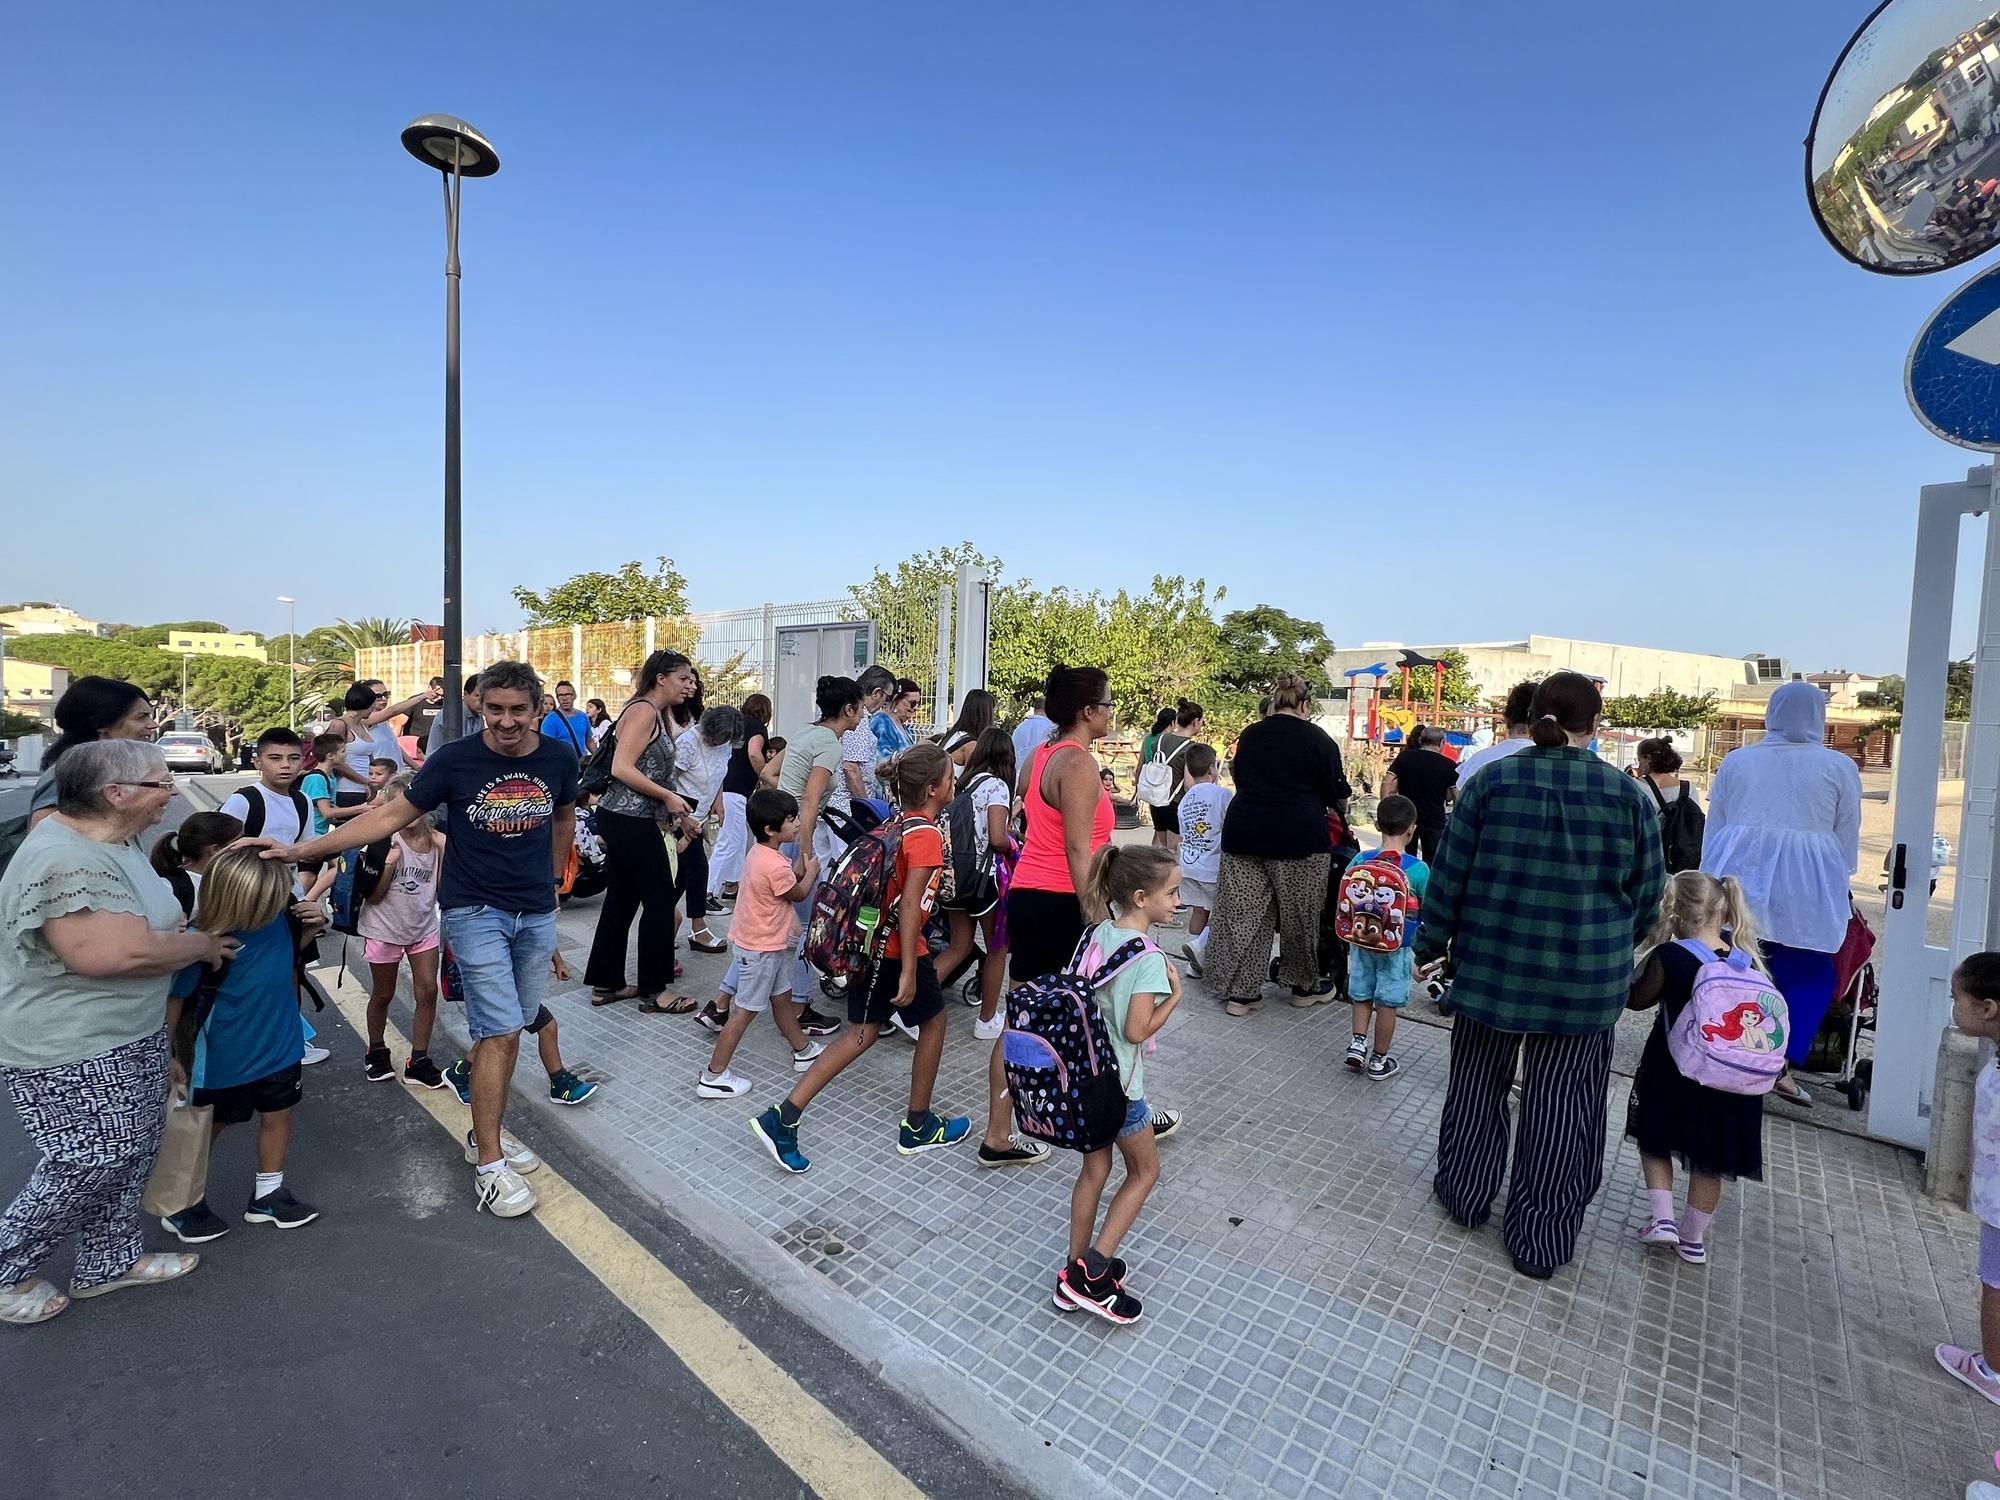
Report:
0,603,105,638
1324,636,1782,706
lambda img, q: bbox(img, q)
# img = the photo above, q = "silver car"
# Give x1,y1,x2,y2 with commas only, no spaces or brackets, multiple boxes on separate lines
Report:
157,732,222,773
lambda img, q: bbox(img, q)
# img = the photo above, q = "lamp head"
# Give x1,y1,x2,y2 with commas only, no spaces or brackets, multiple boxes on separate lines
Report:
400,115,499,178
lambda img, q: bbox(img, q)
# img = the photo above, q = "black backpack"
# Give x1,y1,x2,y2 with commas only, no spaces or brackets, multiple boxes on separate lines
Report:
235,784,311,841
1647,779,1706,874
328,836,394,936
941,773,1001,915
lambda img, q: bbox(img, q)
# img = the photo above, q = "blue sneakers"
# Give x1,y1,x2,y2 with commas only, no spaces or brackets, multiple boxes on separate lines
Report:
751,1107,810,1174
897,1112,972,1156
445,1057,472,1105
548,1069,599,1105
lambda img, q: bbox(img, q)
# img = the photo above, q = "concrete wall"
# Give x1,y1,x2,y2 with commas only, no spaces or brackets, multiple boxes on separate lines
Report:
1325,636,1756,705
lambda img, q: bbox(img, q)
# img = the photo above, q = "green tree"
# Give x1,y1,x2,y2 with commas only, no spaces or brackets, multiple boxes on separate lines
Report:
1215,605,1332,694
987,582,1107,712
512,557,691,626
114,620,230,648
1097,576,1226,727
5,635,296,743
847,542,1003,691
1,709,40,738
1601,687,1720,730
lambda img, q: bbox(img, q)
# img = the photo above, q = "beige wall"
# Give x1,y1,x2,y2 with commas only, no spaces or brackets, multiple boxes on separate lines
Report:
159,632,267,662
2,660,70,716
1326,636,1755,705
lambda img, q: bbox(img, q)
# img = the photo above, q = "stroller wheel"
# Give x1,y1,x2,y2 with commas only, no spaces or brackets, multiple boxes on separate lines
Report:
820,973,848,1002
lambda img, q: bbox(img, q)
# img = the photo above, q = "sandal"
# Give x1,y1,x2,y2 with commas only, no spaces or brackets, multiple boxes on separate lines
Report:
0,1279,68,1325
1773,1079,1814,1108
70,1252,199,1300
637,994,699,1015
591,986,638,1007
687,934,728,954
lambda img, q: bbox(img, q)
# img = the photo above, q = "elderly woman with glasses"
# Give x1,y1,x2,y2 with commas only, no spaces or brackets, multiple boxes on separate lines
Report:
0,741,238,1325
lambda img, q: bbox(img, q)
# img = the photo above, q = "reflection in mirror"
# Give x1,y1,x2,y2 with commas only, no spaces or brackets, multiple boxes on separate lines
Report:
1811,0,2000,273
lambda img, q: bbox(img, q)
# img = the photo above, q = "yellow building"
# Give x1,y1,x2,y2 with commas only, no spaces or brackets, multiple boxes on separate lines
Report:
159,631,267,663
2,660,71,720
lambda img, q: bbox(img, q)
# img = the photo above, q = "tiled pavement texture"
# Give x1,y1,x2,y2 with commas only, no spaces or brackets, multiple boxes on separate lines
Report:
462,899,2000,1500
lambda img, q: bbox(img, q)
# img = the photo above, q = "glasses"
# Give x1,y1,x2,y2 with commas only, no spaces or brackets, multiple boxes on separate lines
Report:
373,692,389,701
116,778,176,791
1092,700,1116,711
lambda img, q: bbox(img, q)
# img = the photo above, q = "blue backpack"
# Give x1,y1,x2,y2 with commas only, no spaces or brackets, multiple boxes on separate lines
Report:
1001,931,1155,1152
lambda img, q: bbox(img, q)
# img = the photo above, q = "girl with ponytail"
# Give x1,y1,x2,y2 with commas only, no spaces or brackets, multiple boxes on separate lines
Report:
151,812,246,918
1625,871,1770,1267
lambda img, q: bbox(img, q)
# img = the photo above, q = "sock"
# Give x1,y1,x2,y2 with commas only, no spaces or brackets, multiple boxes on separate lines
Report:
476,1158,505,1176
1647,1189,1676,1225
777,1100,803,1128
1680,1206,1714,1244
1081,1248,1110,1281
1352,1032,1368,1045
408,1049,428,1062
1978,1354,1999,1381
255,1171,283,1198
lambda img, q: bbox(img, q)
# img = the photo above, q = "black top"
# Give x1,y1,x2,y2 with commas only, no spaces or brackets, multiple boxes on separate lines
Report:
722,727,767,798
1626,942,1765,1180
1221,714,1351,860
403,733,580,914
1386,747,1458,831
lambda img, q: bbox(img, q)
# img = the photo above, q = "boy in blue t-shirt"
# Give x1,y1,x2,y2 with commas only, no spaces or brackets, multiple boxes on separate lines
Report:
1340,794,1430,1082
161,847,321,1243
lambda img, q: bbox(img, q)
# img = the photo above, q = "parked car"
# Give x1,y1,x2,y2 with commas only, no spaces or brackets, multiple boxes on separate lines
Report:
157,731,223,773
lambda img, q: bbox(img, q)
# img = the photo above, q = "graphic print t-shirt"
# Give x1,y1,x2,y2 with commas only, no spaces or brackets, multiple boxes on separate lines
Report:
882,819,944,961
1176,782,1232,885
404,733,578,914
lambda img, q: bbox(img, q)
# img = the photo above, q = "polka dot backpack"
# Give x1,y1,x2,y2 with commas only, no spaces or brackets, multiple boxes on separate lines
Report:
1001,930,1153,1152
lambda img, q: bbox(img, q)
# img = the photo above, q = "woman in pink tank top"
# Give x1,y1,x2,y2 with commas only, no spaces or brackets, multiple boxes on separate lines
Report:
978,664,1117,1167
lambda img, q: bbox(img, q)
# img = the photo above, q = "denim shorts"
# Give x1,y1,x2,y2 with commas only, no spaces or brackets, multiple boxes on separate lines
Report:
440,905,558,1040
1347,946,1414,1006
1117,1095,1153,1138
732,947,793,1013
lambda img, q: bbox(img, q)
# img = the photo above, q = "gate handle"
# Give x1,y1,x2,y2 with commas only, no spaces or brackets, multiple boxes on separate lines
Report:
1891,842,1907,910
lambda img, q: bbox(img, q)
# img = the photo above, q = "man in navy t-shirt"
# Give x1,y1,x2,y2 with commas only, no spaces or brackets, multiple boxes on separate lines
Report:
271,660,577,1221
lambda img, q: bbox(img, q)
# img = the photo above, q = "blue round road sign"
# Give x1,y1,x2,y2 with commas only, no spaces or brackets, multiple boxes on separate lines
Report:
1907,264,2000,451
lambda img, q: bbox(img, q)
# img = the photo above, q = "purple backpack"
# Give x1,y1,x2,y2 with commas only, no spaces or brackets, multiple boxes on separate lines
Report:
1665,939,1789,1096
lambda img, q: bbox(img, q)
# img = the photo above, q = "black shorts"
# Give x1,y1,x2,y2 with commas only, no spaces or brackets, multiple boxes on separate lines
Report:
852,954,945,1028
193,1062,303,1125
1006,887,1088,982
1149,800,1181,835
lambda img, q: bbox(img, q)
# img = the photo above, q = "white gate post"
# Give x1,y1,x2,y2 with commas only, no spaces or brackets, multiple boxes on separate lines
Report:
933,583,954,734
953,562,990,701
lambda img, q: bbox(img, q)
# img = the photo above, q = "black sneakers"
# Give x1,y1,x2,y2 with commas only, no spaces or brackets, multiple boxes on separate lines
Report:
363,1047,394,1082
243,1187,320,1229
161,1199,231,1244
796,1005,841,1037
1054,1256,1142,1323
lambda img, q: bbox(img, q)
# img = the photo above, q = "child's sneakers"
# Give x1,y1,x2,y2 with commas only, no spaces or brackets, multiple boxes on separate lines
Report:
548,1069,600,1105
1638,1218,1681,1246
1365,1053,1400,1082
1344,1035,1369,1072
697,1068,751,1099
751,1107,810,1173
1674,1236,1709,1266
1051,1255,1125,1311
243,1187,320,1229
1936,1343,2000,1407
404,1053,448,1091
1150,1108,1184,1140
161,1200,231,1244
897,1112,971,1155
363,1047,395,1082
792,1041,826,1072
1055,1256,1143,1324
444,1057,472,1104
796,1005,841,1037
696,1000,730,1034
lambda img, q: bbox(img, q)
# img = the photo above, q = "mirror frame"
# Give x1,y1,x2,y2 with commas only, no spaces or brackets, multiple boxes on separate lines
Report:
1806,0,2000,276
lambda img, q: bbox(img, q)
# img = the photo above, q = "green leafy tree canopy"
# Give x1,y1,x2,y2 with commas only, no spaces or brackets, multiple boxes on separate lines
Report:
1601,687,1719,731
847,543,1003,691
114,620,232,648
513,557,690,627
1216,605,1332,694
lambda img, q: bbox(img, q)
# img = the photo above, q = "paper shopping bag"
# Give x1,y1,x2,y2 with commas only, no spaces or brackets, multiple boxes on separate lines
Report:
140,1077,214,1218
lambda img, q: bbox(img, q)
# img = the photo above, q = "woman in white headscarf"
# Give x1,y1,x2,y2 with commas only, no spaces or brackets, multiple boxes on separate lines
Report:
1701,682,1861,1106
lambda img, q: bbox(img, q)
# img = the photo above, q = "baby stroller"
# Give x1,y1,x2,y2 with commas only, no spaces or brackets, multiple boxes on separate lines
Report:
1269,808,1360,999
558,806,609,905
1804,901,1877,1112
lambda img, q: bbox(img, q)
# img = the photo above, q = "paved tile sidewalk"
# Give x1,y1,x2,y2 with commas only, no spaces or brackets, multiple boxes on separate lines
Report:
432,897,2000,1500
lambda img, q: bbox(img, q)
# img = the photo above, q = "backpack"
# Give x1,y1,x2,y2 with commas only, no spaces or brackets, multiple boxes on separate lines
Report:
1136,737,1190,807
802,813,933,981
234,784,311,841
576,725,619,798
941,773,1001,915
1647,778,1706,874
1333,853,1417,954
327,836,394,936
1001,930,1155,1152
1666,939,1789,1095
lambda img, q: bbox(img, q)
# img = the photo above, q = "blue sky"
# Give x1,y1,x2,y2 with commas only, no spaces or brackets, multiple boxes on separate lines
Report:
2,1,1989,674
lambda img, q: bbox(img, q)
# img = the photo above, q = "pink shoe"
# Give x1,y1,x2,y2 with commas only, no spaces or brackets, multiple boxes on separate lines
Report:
1637,1218,1679,1246
1937,1344,2000,1407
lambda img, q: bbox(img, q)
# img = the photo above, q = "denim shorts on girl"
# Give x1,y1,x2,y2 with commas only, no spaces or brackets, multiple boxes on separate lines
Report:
1118,1095,1154,1138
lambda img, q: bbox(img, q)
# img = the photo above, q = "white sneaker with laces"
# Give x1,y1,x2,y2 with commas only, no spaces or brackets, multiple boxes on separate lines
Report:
462,1129,542,1174
973,1014,1004,1041
1343,1035,1369,1072
888,1013,920,1043
1638,1218,1680,1246
791,1042,826,1072
300,1044,331,1067
473,1164,537,1218
696,1068,751,1098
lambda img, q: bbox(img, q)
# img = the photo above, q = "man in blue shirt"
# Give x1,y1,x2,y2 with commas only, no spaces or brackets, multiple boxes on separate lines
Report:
539,680,593,763
272,660,579,1221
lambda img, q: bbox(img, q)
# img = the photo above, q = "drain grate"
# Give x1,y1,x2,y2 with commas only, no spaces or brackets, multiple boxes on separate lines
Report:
777,1218,869,1259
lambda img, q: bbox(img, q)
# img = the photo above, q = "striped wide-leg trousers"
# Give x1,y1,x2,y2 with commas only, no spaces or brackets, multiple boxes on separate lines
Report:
1434,1014,1613,1272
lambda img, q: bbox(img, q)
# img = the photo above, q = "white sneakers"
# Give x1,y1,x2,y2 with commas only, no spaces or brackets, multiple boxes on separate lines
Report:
300,1044,331,1067
973,1014,1004,1041
792,1041,826,1072
463,1129,542,1174
697,1068,752,1098
473,1165,537,1218
888,1013,921,1043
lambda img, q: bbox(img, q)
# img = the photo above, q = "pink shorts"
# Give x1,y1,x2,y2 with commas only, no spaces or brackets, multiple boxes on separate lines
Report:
363,931,440,966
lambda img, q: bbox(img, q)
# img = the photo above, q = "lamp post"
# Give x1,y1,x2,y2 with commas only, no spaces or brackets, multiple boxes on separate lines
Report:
180,654,192,731
401,113,500,742
276,595,296,730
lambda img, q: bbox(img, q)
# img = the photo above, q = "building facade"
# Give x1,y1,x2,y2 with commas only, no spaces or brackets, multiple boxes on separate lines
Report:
158,631,267,662
0,604,104,638
1,661,72,722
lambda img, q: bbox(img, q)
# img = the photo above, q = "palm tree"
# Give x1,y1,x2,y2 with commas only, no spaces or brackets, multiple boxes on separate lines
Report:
302,616,411,702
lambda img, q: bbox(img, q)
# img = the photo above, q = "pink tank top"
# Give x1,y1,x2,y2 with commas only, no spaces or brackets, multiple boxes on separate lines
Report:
1014,740,1114,893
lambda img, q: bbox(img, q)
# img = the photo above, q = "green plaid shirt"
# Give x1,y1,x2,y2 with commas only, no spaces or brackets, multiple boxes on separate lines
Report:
1414,745,1664,1034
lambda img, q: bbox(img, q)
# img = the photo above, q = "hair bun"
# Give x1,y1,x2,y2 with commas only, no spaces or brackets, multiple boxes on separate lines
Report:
1529,713,1567,749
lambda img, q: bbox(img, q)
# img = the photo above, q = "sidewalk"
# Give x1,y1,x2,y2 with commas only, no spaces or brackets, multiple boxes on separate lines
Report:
434,889,2000,1500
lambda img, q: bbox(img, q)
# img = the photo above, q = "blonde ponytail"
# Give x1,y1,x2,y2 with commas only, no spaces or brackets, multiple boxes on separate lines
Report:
1639,870,1769,974
1081,842,1178,923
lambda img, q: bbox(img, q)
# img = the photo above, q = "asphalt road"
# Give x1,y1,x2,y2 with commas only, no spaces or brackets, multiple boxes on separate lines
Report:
0,791,1030,1500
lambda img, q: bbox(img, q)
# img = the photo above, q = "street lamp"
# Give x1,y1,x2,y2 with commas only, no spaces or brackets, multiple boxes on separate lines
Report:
276,595,296,730
401,113,500,742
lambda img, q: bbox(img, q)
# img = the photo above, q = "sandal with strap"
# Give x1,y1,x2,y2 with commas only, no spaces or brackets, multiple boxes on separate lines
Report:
687,934,728,954
0,1279,69,1325
637,993,699,1015
591,986,639,1007
70,1252,199,1300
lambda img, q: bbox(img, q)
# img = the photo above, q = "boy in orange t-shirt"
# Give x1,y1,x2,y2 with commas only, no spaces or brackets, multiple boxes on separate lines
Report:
751,743,967,1173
